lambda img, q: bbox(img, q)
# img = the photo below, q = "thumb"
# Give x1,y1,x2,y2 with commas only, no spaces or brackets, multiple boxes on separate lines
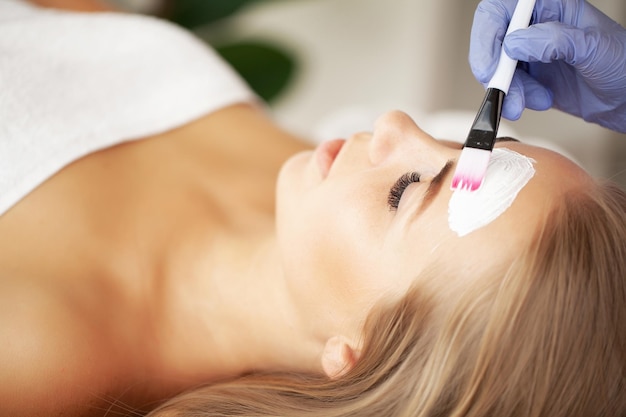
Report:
503,22,590,66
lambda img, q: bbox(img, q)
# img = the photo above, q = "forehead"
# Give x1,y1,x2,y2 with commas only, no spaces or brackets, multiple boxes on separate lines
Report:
401,141,589,288
498,141,592,198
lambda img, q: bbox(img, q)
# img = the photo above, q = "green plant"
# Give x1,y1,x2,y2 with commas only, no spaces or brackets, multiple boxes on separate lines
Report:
163,0,297,103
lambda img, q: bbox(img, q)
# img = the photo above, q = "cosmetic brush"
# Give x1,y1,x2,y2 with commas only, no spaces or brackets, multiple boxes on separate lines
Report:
451,0,536,192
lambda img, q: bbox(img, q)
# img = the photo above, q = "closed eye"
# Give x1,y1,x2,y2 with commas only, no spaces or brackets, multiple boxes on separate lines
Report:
388,172,420,211
385,138,519,214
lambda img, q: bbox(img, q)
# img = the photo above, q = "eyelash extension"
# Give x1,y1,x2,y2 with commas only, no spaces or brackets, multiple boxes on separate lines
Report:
388,172,421,211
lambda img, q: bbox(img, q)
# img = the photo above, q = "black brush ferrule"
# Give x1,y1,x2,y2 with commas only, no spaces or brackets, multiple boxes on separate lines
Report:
464,88,505,151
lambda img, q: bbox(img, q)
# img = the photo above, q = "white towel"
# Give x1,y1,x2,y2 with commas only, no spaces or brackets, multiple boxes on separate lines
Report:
0,1,256,216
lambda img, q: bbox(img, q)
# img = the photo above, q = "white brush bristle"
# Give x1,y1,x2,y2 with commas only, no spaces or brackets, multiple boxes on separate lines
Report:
451,147,491,192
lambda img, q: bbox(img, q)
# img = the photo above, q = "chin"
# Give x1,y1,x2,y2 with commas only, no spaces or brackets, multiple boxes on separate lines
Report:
275,151,310,231
277,150,316,196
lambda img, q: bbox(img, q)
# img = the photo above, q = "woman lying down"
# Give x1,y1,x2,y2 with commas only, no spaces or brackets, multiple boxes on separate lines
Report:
0,1,624,416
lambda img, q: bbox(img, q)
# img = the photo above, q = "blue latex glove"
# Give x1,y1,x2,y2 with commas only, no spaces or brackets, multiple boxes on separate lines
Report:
470,0,626,133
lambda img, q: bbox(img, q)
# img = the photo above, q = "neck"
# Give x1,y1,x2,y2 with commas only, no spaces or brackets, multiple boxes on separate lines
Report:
155,221,324,383
134,104,320,384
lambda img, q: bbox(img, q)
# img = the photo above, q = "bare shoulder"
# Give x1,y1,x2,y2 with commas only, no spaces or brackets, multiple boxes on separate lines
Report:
0,277,121,417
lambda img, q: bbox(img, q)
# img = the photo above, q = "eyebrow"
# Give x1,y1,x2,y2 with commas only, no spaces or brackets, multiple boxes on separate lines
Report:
414,159,454,216
408,137,516,219
495,136,519,143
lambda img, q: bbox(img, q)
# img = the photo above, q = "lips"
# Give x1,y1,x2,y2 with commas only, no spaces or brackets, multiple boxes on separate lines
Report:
315,138,346,179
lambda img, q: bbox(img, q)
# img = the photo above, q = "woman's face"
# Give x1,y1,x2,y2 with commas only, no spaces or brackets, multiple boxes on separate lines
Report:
275,111,590,339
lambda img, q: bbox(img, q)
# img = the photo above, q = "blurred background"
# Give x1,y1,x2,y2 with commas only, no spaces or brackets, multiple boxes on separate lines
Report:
113,0,626,189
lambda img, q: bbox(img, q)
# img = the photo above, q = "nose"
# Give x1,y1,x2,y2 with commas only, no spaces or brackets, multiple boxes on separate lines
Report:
368,111,453,170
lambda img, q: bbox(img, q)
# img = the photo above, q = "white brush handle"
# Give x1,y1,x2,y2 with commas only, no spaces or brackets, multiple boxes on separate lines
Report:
487,0,536,94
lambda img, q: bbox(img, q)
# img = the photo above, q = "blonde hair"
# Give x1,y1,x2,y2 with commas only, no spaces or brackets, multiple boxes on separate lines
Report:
148,181,626,417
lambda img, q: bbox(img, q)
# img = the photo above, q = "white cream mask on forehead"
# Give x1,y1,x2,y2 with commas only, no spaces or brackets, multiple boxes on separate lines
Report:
448,148,535,237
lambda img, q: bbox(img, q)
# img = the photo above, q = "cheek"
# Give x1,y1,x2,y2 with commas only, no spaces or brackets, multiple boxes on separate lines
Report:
276,173,397,309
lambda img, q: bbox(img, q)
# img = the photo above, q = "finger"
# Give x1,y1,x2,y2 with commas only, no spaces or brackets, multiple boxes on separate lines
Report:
504,22,584,65
517,70,553,111
469,0,514,83
501,72,525,120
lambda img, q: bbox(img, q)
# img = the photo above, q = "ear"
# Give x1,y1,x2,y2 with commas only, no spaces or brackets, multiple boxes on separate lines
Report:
321,335,361,379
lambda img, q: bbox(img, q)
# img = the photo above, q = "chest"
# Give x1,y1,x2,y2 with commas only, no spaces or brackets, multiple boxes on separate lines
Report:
0,137,245,415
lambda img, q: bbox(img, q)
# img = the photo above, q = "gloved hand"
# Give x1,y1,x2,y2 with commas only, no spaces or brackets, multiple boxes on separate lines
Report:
469,0,626,133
